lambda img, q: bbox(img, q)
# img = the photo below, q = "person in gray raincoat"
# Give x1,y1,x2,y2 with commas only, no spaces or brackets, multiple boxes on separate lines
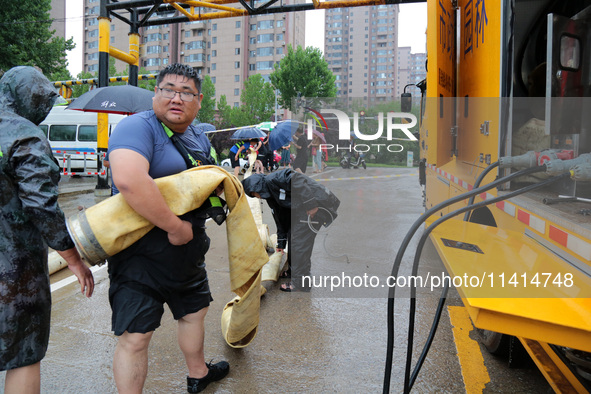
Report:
242,168,340,291
0,66,94,393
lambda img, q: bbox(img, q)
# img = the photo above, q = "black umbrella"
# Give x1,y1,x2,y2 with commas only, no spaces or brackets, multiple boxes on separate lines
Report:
66,85,154,115
230,127,267,140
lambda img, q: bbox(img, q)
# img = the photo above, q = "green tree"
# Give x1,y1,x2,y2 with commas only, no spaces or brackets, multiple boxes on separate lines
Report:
231,74,275,125
269,45,337,112
0,0,74,75
197,75,216,124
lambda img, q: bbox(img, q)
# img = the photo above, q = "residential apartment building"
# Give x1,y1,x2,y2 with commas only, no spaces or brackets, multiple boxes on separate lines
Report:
81,0,304,112
50,0,66,40
324,5,400,103
396,47,426,97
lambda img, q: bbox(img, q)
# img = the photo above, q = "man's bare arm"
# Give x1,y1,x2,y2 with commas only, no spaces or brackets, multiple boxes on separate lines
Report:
109,149,192,245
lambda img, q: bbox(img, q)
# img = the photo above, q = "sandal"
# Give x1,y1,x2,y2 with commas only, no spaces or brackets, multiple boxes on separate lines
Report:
279,268,291,278
279,283,295,292
279,282,311,292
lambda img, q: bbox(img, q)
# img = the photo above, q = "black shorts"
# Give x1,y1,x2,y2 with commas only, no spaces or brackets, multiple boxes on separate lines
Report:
108,224,212,336
230,154,241,168
109,280,212,336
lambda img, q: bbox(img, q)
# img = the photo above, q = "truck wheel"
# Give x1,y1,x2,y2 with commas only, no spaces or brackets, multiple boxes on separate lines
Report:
479,329,510,356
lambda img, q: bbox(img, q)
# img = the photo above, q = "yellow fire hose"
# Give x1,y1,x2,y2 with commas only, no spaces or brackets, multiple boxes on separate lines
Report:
242,151,286,284
67,165,269,348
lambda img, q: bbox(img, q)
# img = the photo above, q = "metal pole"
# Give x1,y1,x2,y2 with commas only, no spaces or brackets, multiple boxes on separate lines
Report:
96,0,111,196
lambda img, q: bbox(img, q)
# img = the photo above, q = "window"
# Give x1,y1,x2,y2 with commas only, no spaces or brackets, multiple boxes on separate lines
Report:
235,48,240,55
144,45,160,54
88,64,98,72
212,50,217,57
184,41,205,50
234,88,240,96
276,33,284,41
256,61,274,70
87,53,99,61
235,75,240,82
235,61,240,68
185,31,192,37
88,29,99,37
236,21,241,28
145,33,162,42
276,47,283,55
250,24,256,31
212,63,216,70
249,64,256,71
88,41,98,49
49,125,76,142
213,23,217,31
257,20,274,29
257,47,274,56
145,58,161,67
78,125,97,142
185,54,204,62
235,34,241,42
212,37,217,44
257,34,274,43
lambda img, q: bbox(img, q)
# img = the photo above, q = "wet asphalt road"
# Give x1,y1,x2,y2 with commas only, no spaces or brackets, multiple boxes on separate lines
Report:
0,167,550,393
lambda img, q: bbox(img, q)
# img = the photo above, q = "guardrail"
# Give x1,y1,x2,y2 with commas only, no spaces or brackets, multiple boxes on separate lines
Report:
52,150,106,176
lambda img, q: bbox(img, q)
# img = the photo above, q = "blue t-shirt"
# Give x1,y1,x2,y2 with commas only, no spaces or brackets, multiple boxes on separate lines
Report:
108,110,212,183
229,141,245,155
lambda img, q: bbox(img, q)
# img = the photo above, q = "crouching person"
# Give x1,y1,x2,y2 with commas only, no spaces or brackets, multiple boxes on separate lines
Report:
242,168,340,292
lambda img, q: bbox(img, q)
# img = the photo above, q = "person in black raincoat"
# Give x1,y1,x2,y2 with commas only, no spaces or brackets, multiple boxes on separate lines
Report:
0,66,94,393
242,168,340,291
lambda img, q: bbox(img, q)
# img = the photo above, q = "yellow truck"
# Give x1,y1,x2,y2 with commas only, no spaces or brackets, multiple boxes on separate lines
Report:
409,0,591,391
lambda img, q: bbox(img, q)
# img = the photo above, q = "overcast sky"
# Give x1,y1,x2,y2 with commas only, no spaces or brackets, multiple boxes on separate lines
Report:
66,1,427,76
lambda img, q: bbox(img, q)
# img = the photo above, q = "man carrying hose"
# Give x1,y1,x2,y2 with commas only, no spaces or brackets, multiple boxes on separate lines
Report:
107,63,228,393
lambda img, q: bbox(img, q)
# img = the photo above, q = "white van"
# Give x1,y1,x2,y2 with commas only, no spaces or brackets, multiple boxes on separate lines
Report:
39,106,126,173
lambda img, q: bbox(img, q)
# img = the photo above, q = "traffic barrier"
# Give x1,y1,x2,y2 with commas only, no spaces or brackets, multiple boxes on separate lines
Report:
52,150,106,176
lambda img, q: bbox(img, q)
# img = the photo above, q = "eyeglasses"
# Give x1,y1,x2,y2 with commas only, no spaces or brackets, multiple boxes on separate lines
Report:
157,87,199,102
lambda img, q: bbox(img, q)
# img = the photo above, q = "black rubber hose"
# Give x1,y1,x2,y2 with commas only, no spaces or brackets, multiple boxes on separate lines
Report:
408,283,449,389
383,164,546,393
404,162,500,390
463,161,500,221
403,171,571,393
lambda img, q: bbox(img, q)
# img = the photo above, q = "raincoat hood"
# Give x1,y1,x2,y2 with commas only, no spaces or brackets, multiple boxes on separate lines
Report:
242,174,272,199
0,66,57,125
